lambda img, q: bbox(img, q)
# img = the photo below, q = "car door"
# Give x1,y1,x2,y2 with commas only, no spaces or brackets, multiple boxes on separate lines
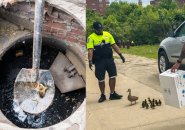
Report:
168,22,185,63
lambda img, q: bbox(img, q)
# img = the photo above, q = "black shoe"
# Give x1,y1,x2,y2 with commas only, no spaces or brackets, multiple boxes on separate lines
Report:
109,92,123,100
98,94,106,103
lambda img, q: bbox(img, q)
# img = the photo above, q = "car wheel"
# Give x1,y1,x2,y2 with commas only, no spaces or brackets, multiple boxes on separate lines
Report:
158,51,170,73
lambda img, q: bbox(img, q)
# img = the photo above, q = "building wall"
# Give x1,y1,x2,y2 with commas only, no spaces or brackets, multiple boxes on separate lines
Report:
177,0,185,5
150,0,185,6
150,0,160,6
0,2,86,45
86,0,108,15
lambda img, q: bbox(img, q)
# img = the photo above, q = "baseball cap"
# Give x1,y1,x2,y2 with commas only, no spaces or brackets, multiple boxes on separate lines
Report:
93,21,103,30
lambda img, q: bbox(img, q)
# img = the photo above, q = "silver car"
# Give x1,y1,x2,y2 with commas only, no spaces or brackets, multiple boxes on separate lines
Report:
158,21,185,73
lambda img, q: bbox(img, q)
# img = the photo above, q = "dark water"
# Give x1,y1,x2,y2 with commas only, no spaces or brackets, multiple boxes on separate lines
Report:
0,39,85,128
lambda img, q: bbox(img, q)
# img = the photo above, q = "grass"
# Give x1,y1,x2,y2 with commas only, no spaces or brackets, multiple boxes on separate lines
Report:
120,45,159,59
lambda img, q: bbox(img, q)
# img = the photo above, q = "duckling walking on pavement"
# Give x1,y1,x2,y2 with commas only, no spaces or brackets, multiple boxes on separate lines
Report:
142,101,146,108
145,102,149,109
127,89,138,105
158,99,162,106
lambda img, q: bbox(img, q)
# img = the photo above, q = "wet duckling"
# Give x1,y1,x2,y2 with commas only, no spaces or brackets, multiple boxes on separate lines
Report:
127,89,138,105
158,100,162,106
38,84,48,98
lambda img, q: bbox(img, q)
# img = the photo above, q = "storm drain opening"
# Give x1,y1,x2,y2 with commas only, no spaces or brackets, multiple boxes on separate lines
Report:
0,35,85,128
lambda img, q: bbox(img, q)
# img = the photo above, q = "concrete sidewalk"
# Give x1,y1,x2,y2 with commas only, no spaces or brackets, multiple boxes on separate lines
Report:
86,56,185,130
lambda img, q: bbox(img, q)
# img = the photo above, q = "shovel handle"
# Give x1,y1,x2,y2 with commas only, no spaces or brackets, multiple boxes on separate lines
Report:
32,0,44,81
32,0,44,71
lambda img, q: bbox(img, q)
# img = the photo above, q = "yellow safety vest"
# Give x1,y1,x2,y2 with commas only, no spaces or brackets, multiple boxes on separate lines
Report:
87,31,115,48
87,31,115,63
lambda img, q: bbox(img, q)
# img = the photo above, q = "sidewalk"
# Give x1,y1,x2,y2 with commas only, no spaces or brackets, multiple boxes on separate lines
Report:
86,56,185,130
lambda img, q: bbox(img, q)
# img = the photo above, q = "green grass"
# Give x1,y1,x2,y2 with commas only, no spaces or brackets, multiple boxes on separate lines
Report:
120,45,159,59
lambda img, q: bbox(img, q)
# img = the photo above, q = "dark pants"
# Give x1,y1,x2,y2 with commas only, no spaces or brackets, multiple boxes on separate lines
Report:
95,58,117,82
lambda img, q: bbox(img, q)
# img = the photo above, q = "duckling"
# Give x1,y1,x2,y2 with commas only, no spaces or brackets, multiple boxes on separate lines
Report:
155,100,159,106
152,99,155,106
148,97,152,104
145,102,149,109
38,84,48,98
142,101,146,108
158,99,162,106
127,89,138,105
151,102,155,109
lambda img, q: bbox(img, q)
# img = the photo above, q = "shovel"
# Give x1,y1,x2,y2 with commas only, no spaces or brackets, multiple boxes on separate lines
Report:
13,0,55,115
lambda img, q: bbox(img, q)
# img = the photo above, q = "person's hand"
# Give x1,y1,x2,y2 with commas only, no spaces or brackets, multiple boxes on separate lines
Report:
171,62,181,73
89,60,93,70
119,53,125,63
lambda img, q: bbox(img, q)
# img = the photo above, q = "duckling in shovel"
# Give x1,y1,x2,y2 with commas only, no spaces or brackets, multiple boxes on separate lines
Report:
127,89,138,105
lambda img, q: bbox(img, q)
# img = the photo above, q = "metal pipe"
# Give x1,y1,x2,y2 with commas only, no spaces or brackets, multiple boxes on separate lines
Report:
32,0,44,80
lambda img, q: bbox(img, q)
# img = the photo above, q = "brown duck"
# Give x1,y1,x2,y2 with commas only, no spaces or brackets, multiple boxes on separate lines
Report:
127,89,139,105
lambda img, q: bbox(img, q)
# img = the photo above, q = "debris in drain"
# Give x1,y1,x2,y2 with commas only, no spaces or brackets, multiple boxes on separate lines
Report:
68,70,77,78
0,39,85,128
15,50,23,57
27,113,46,128
13,101,27,122
50,52,85,93
64,64,75,72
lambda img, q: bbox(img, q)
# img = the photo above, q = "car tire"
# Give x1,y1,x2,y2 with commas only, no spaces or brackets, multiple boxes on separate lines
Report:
158,51,170,73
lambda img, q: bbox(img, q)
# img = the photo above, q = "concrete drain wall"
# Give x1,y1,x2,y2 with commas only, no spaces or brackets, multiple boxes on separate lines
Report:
0,0,86,130
0,35,86,130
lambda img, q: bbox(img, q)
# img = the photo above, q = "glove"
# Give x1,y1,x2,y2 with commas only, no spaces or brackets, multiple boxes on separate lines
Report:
89,60,93,70
119,53,125,63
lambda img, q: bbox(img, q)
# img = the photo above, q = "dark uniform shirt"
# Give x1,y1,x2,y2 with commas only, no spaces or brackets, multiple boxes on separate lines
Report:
87,31,117,81
87,31,115,63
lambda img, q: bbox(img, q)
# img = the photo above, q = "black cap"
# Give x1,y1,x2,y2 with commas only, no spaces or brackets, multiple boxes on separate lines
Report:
93,21,102,30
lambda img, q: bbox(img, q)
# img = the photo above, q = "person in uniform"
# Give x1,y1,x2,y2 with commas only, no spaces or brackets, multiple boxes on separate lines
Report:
87,21,125,103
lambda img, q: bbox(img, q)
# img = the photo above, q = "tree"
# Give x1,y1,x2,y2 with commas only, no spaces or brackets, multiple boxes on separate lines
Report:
87,0,185,45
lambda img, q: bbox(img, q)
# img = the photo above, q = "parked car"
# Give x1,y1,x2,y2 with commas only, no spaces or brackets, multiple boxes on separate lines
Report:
158,21,185,73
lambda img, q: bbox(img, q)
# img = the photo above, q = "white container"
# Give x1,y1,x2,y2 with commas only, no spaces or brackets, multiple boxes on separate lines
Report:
159,69,185,108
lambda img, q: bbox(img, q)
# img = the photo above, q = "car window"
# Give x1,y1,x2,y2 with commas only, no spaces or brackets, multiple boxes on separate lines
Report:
176,23,185,37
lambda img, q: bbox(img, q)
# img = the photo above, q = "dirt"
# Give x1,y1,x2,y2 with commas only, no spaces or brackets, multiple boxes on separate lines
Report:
0,38,85,128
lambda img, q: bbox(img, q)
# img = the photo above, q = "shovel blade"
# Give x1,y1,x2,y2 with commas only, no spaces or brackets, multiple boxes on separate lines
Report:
14,68,55,115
